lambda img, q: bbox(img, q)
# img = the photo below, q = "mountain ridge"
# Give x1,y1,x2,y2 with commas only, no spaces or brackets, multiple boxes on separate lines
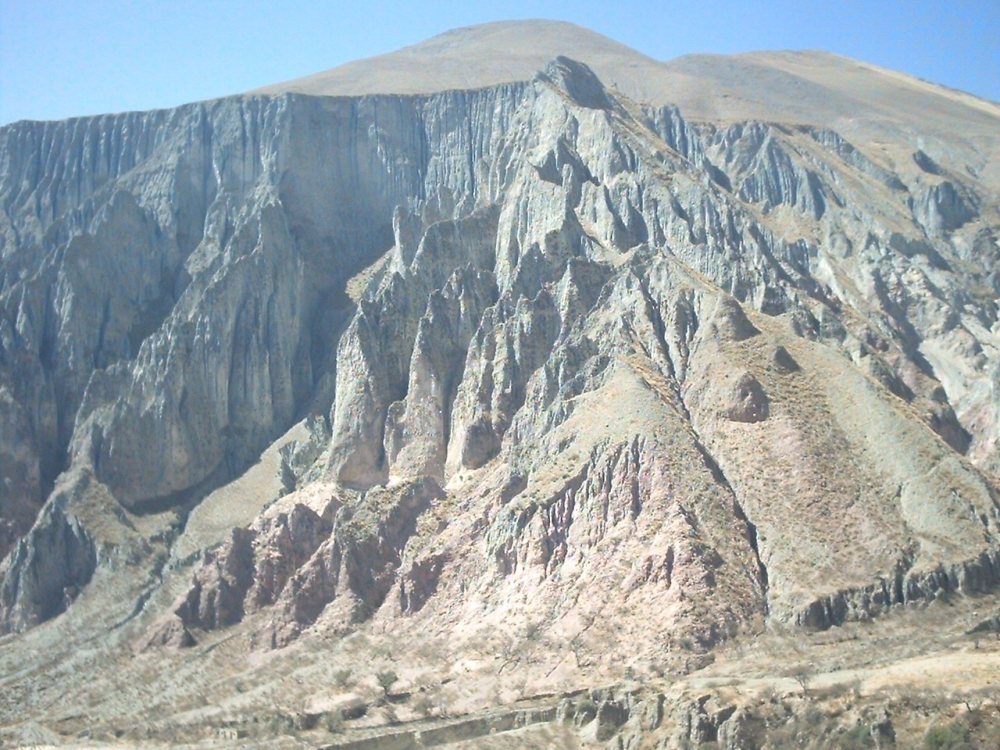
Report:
252,21,1000,145
0,23,998,748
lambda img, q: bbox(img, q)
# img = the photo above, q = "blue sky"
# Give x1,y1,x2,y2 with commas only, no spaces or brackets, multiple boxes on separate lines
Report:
1,1,997,125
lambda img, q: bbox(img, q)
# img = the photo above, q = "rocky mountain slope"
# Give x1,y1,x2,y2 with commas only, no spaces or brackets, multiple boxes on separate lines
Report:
1,19,999,748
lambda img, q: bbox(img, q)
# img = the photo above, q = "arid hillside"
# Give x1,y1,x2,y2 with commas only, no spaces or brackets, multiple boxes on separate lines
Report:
1,19,998,749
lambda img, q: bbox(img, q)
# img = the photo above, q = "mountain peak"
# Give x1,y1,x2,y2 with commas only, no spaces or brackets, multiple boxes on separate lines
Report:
251,20,999,164
251,19,653,99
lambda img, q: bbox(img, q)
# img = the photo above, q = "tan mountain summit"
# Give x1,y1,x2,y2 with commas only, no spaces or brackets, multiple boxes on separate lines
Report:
1,19,998,749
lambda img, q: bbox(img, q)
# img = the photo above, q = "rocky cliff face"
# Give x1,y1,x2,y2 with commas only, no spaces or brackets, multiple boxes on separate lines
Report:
1,21,999,743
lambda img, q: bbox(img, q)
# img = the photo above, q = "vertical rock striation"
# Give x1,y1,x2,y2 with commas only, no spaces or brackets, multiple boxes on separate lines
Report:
0,29,998,668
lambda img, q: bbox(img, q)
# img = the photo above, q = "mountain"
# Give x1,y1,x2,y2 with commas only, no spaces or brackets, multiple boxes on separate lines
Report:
256,20,1000,188
1,19,999,749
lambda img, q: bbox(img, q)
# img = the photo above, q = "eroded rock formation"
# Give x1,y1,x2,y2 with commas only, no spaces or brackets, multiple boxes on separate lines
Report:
0,24,999,739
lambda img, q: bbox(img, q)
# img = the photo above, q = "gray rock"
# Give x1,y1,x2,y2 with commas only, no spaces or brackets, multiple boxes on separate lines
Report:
0,495,95,633
0,25,997,687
